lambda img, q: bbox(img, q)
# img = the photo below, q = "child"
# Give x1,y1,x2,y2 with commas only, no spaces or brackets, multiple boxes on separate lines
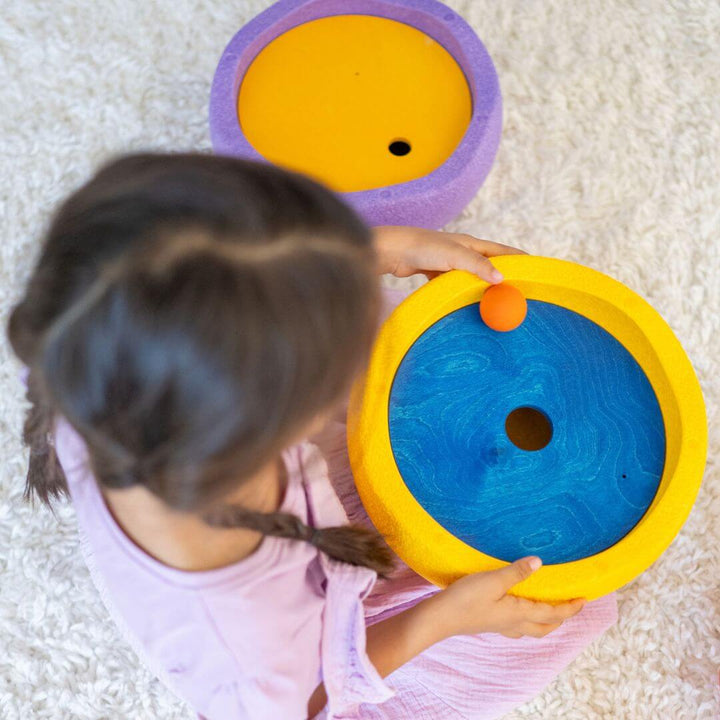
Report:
7,152,617,720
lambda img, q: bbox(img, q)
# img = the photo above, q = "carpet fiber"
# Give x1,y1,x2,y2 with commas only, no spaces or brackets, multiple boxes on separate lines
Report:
1,1,718,718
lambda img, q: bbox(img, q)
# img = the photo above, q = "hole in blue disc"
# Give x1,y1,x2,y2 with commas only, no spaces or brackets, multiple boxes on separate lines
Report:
505,407,553,451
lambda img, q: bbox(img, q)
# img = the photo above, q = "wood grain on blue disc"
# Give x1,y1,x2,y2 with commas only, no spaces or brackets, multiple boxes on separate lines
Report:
388,300,666,564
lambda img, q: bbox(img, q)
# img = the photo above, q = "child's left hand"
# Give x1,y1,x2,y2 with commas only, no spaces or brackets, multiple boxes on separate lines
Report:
372,226,527,285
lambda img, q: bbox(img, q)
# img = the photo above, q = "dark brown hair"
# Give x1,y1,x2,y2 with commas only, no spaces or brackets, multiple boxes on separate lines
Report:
7,151,394,576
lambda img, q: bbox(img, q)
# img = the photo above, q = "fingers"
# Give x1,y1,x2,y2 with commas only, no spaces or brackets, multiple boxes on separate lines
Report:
439,234,529,283
420,270,442,281
439,242,505,284
523,622,562,638
457,234,528,258
378,227,526,283
507,596,586,626
489,557,586,640
492,556,542,594
526,597,587,624
498,596,586,641
501,623,559,640
502,612,583,640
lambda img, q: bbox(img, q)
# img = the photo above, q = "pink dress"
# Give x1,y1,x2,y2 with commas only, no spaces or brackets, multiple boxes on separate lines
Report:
35,286,617,720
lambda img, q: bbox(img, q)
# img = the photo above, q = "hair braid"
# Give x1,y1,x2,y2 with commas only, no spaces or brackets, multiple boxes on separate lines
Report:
201,504,395,578
21,366,69,512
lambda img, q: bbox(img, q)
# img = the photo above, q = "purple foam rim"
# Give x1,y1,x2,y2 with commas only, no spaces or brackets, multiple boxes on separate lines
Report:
208,0,502,229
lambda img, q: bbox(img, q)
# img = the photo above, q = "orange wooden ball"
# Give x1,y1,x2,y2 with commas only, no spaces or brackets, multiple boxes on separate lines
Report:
480,282,527,331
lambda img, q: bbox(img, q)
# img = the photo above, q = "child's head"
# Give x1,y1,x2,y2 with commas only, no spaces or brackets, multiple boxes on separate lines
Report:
7,151,393,574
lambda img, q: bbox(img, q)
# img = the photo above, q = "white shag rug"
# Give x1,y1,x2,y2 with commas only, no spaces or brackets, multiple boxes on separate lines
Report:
1,1,718,718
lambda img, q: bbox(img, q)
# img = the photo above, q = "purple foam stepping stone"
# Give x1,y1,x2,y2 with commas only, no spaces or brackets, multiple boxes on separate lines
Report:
209,0,502,229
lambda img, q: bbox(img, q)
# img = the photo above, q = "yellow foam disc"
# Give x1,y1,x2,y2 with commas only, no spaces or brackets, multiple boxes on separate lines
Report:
347,258,707,602
238,15,472,192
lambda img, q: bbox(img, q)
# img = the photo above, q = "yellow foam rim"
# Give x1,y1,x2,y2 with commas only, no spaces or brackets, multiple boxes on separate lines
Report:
347,257,707,601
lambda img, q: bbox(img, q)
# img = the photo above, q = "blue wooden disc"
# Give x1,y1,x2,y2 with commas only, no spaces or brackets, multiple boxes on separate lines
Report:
388,300,666,564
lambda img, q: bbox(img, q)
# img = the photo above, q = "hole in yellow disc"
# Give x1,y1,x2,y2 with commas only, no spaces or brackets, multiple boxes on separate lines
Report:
389,139,411,156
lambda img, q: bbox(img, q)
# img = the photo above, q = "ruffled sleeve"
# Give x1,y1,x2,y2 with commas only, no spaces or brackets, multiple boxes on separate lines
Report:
297,442,395,719
317,556,396,719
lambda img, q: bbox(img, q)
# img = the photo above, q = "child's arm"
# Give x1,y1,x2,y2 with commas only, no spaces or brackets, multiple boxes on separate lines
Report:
372,226,526,283
307,556,585,717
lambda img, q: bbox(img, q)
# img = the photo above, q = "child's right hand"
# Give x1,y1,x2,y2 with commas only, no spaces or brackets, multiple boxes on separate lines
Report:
425,556,587,639
312,555,587,715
